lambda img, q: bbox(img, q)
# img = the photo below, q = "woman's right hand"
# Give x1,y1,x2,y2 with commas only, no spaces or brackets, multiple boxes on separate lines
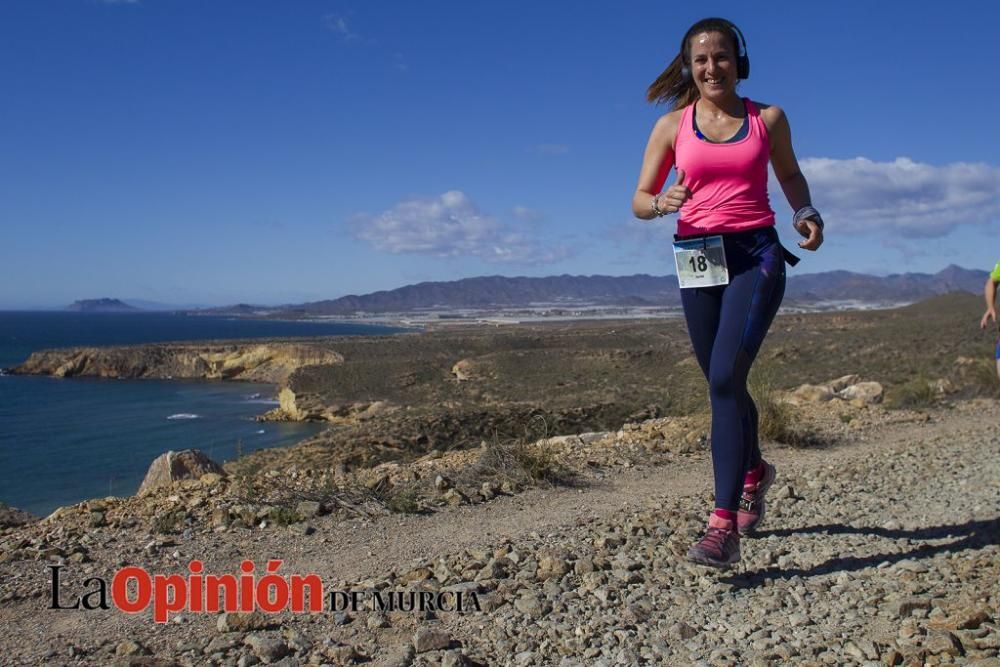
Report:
657,169,691,214
794,218,824,251
981,308,997,330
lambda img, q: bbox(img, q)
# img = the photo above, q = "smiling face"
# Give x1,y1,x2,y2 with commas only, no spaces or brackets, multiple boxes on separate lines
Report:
687,30,740,103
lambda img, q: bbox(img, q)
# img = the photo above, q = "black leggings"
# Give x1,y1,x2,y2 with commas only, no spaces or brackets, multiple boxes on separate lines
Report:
680,227,787,511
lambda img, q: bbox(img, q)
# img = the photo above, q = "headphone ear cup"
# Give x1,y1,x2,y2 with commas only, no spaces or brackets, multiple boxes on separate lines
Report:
681,64,692,83
738,56,750,79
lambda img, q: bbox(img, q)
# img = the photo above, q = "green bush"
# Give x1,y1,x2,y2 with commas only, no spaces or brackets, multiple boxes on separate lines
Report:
383,489,421,514
268,506,303,526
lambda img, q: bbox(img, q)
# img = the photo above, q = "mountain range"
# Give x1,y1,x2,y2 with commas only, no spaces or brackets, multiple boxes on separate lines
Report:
191,264,989,317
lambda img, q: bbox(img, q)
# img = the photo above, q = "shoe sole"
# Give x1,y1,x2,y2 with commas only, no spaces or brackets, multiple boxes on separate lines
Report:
686,549,741,569
739,462,777,535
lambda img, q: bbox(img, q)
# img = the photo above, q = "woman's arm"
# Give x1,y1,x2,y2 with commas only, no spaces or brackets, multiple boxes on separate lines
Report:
981,276,998,329
764,105,823,251
632,111,687,219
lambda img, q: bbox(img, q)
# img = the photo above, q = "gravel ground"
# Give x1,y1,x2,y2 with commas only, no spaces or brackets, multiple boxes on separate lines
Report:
429,403,1000,667
1,399,998,667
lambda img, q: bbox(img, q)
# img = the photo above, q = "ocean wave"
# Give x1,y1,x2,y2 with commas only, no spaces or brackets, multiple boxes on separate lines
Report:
166,413,201,420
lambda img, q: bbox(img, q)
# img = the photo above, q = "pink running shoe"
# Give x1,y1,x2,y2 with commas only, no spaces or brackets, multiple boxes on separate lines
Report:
686,513,740,568
737,461,777,534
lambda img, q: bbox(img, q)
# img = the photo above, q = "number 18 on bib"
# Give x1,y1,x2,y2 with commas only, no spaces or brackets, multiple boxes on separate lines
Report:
672,236,729,289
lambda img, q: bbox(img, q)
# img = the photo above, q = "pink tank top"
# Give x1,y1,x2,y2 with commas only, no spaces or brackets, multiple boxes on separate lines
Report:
674,98,775,236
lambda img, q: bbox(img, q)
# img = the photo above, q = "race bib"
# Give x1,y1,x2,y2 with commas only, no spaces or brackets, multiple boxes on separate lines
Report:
672,236,729,289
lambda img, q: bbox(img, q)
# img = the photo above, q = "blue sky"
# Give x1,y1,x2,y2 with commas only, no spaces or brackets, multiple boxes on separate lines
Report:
2,0,998,308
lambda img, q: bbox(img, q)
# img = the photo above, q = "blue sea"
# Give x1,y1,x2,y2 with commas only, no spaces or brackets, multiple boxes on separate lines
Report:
0,312,403,517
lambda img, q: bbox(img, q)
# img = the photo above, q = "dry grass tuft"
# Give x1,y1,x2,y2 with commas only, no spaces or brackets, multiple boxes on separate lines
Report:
475,415,574,487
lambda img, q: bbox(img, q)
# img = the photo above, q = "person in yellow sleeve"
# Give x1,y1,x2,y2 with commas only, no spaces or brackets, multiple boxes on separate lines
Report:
980,260,1000,380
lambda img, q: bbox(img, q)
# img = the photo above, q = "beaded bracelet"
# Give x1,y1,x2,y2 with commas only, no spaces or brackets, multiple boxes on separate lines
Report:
651,194,668,217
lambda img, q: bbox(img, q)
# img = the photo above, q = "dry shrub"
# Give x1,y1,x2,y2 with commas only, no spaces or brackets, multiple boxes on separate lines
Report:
151,510,186,534
375,487,422,514
227,468,408,519
886,376,938,410
748,363,815,447
475,415,573,487
954,357,1000,399
348,476,425,516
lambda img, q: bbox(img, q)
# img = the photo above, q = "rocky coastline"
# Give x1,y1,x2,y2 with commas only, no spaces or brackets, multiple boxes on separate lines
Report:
10,341,343,385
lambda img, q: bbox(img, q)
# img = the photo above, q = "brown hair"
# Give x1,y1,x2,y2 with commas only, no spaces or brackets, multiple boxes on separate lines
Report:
646,17,742,109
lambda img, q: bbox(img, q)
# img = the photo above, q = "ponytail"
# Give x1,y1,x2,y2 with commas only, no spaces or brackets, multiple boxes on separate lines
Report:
646,54,699,109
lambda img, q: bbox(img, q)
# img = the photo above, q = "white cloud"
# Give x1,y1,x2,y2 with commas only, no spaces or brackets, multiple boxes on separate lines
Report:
323,13,359,41
349,191,571,265
772,157,1000,238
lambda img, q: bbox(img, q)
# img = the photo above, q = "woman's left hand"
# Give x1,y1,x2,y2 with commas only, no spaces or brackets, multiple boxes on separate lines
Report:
794,218,823,251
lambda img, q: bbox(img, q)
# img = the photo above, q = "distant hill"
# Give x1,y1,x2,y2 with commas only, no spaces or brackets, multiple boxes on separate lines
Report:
66,298,141,313
783,264,987,304
896,291,983,317
273,275,679,316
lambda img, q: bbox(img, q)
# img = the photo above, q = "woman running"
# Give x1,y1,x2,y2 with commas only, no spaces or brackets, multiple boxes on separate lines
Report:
631,17,823,568
979,260,1000,381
